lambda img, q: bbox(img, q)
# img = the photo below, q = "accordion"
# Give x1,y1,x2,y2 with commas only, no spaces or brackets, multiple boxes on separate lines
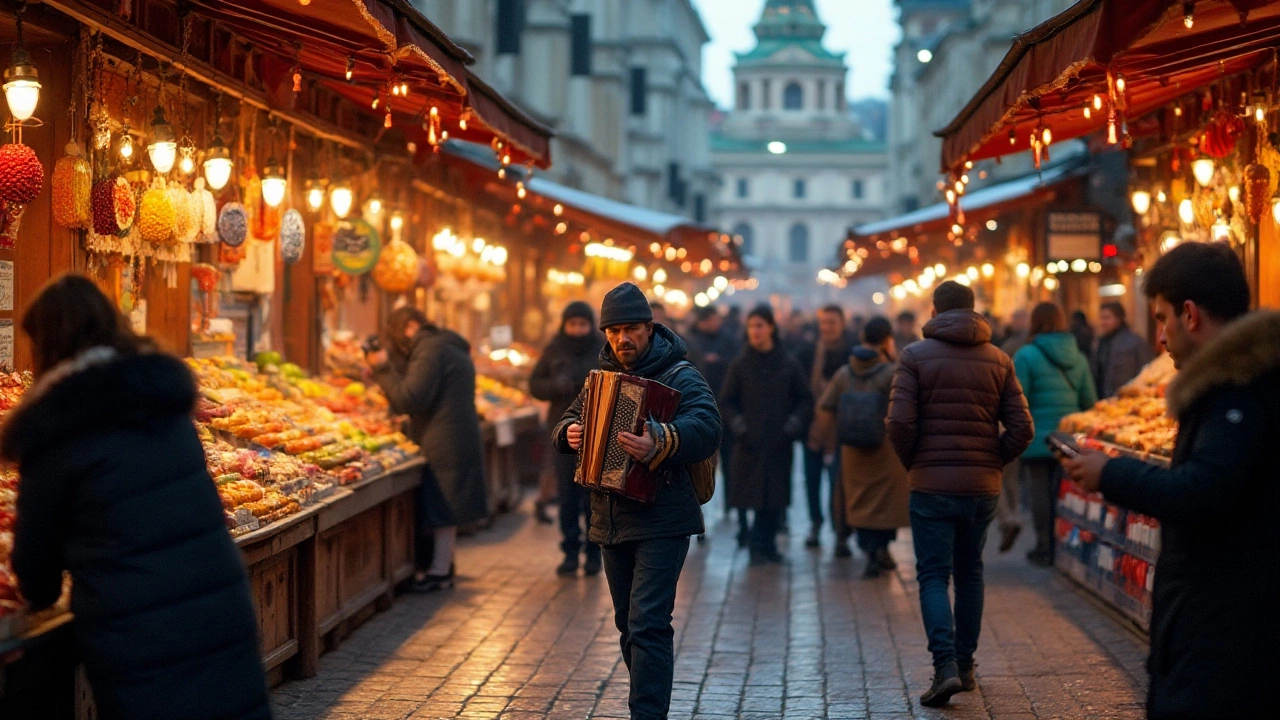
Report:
575,370,682,503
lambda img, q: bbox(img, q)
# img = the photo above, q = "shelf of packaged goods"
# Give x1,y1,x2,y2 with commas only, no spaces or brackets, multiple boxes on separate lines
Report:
1055,552,1152,632
1056,503,1161,566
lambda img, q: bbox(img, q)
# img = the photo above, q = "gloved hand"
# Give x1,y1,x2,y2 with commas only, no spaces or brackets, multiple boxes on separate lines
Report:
782,415,803,440
730,415,749,437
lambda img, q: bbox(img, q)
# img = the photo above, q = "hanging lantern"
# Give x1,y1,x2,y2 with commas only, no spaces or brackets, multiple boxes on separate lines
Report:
146,105,177,174
1130,190,1151,215
329,181,353,218
203,133,233,190
365,193,384,218
52,141,91,229
305,176,324,212
1191,158,1216,187
372,238,419,293
261,156,287,208
1178,198,1195,225
280,208,305,264
218,202,248,247
3,7,40,123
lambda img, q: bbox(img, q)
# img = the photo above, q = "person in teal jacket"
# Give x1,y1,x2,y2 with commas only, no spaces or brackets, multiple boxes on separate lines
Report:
1013,302,1097,566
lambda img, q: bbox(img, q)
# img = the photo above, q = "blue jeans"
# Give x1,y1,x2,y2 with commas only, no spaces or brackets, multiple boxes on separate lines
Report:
555,452,597,559
910,492,999,669
602,536,690,720
803,446,846,537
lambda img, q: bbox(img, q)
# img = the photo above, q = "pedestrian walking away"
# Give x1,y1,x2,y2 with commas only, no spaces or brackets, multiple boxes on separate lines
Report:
1013,302,1097,567
369,307,489,593
814,316,909,579
720,305,812,565
529,301,606,577
2,276,272,720
797,305,855,555
553,282,722,720
1061,242,1280,720
887,280,1034,708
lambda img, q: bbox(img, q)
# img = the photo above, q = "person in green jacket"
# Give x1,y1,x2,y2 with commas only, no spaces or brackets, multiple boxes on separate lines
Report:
1014,302,1097,566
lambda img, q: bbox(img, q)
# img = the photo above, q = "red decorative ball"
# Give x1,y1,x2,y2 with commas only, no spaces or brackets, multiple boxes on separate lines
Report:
0,143,44,205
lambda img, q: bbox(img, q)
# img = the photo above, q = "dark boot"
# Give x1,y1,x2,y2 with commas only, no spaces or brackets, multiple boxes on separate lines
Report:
920,662,963,707
1026,548,1053,567
556,554,579,576
998,523,1022,553
958,663,977,692
583,548,602,577
861,558,882,579
876,547,897,570
804,525,821,548
534,499,554,525
834,538,853,558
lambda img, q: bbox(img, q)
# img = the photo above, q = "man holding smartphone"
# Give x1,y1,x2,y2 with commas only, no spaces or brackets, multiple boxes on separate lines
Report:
1061,242,1280,719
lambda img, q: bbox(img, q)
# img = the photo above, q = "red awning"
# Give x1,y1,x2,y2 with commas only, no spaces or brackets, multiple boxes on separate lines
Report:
937,0,1280,172
188,0,552,167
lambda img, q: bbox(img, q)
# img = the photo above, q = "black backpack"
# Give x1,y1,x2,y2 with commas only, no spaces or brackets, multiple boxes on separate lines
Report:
836,364,891,449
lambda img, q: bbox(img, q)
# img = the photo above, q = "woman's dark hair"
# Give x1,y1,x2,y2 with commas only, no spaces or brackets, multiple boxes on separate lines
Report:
1029,302,1067,337
1143,241,1250,322
863,316,893,346
746,304,779,342
384,306,431,356
23,275,150,376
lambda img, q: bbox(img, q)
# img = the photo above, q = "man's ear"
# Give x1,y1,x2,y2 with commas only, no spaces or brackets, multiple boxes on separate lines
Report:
931,308,938,319
1183,300,1200,333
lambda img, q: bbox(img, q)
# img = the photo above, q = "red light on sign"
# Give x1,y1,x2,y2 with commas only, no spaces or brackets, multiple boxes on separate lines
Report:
1102,244,1118,258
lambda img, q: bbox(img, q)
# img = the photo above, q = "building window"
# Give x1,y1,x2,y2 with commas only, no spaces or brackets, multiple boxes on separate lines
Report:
738,82,750,110
788,223,809,263
570,14,591,76
733,222,754,257
817,79,826,110
762,79,772,110
693,194,706,222
736,178,749,198
495,0,525,55
793,179,806,199
784,81,803,110
835,81,845,110
852,179,864,199
629,68,647,116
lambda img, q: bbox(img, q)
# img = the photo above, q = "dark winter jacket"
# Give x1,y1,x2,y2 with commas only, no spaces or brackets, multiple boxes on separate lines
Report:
887,310,1034,496
720,345,812,510
0,350,270,720
1014,332,1098,460
797,333,854,439
1099,311,1280,720
1093,326,1154,398
686,326,740,396
554,324,721,545
530,330,605,426
373,326,488,527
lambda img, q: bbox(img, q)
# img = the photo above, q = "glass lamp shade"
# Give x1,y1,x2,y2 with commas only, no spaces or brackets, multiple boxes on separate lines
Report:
365,195,383,217
203,157,233,191
1130,190,1151,215
306,184,324,212
3,77,39,121
1178,198,1195,225
330,185,354,218
148,141,177,174
389,212,404,231
1191,158,1215,187
261,158,287,208
1273,197,1280,225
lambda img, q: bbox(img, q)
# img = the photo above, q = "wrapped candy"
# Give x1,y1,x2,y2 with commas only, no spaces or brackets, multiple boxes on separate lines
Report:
372,239,419,294
280,209,305,264
138,181,176,244
52,141,91,229
1243,163,1271,224
218,202,248,247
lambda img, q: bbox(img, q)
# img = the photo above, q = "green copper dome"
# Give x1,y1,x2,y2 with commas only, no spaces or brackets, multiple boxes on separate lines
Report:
736,0,845,67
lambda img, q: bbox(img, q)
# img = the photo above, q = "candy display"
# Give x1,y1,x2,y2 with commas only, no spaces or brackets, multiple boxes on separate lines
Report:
51,141,91,230
0,142,44,205
1058,354,1177,460
138,182,176,244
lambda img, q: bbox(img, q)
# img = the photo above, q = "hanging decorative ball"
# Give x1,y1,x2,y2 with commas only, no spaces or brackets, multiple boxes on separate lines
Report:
191,263,221,293
218,202,249,247
194,177,217,242
169,183,198,244
280,208,305,264
1200,111,1245,159
52,141,92,229
372,238,420,293
92,175,135,235
0,143,44,205
138,181,177,244
1244,163,1271,224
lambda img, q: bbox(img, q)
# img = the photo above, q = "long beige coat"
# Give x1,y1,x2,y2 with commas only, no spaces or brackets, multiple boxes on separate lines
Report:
815,353,910,530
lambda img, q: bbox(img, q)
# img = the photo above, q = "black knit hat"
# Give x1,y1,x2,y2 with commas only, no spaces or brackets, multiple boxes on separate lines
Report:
599,282,653,329
562,301,595,327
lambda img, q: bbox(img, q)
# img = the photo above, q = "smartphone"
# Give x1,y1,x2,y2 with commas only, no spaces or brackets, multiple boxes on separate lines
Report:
1046,432,1083,460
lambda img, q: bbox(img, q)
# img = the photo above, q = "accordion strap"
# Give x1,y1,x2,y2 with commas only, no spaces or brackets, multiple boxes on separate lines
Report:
656,360,695,387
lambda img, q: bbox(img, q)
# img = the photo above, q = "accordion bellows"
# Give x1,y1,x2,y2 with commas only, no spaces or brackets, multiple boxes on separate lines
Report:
575,371,681,503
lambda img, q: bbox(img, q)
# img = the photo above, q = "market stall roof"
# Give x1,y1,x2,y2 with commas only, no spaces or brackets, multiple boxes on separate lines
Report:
936,0,1280,172
184,0,553,167
441,141,746,276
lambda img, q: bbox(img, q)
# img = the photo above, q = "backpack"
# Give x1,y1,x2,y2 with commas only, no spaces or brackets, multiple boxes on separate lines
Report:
836,364,891,449
657,361,717,505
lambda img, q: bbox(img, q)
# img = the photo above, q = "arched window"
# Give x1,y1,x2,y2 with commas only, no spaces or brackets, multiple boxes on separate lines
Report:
788,223,809,263
738,82,750,110
732,222,754,257
783,81,803,111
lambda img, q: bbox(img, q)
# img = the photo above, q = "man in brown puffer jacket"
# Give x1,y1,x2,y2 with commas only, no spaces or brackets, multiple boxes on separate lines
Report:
887,280,1033,708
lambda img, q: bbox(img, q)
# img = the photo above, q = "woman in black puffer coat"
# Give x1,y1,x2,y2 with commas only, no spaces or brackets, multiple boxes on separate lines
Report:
1,275,270,720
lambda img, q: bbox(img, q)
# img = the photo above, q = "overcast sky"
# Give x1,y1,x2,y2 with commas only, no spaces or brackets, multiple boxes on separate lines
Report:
691,0,900,109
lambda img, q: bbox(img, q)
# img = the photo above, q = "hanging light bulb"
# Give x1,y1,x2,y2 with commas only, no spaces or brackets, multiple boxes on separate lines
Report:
365,194,384,217
178,145,196,175
1272,196,1280,225
305,177,324,212
1157,189,1167,203
1211,215,1230,241
1093,95,1104,111
1130,190,1152,215
1183,1,1194,28
261,156,287,208
1178,198,1195,225
345,57,355,82
118,132,134,160
390,211,404,232
1041,127,1052,145
330,182,354,218
1083,104,1092,120
3,8,40,124
1115,75,1126,94
1191,158,1215,187
203,133,233,190
146,105,177,174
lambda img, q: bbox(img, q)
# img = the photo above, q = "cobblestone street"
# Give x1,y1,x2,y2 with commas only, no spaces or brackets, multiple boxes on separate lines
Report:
271,475,1148,720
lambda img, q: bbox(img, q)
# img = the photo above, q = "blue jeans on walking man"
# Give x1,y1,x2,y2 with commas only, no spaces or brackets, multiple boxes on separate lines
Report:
910,492,999,669
803,445,847,539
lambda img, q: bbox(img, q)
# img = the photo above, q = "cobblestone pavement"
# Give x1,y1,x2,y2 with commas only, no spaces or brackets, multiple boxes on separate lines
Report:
272,482,1149,720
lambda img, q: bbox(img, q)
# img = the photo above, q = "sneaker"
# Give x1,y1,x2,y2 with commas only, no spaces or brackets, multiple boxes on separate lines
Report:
861,560,882,579
957,663,977,692
556,556,579,576
920,662,963,707
875,547,897,571
583,553,602,577
804,526,821,549
998,524,1022,553
834,541,853,559
1026,548,1053,567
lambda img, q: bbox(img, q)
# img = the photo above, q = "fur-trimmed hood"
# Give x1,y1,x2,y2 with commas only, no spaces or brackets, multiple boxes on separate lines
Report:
0,350,197,463
1167,311,1280,417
